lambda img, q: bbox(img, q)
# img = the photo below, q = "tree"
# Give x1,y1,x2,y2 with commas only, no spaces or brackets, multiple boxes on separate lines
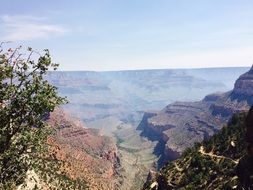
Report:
0,43,86,189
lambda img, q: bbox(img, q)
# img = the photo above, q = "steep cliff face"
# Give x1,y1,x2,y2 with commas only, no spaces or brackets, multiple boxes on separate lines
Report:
143,111,249,190
47,109,121,190
140,101,223,163
231,65,253,104
139,66,253,164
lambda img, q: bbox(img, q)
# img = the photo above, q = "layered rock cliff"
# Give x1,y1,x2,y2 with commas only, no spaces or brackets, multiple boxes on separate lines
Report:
231,67,253,104
139,66,253,164
47,109,121,190
143,109,251,190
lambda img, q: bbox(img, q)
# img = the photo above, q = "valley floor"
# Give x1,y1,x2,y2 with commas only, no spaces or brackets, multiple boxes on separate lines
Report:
114,128,159,190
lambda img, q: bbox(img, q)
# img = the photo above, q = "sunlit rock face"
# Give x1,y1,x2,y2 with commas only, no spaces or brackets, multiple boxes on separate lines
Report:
47,109,121,190
139,67,253,165
231,65,253,104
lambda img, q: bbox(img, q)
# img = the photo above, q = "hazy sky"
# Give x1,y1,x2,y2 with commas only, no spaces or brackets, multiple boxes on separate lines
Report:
0,0,253,71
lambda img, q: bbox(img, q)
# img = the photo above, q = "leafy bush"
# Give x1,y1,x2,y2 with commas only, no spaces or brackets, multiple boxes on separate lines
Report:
0,43,87,189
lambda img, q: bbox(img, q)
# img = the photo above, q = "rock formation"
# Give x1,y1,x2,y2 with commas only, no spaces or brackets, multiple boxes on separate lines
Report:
47,109,121,190
143,109,250,190
231,65,253,104
139,66,253,165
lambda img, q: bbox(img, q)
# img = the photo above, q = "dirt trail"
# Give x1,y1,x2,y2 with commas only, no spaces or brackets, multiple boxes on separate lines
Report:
198,146,239,164
174,162,183,172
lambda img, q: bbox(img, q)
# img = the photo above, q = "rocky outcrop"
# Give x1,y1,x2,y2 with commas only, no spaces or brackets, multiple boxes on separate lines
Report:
231,65,253,104
47,109,121,190
139,66,253,165
143,108,251,190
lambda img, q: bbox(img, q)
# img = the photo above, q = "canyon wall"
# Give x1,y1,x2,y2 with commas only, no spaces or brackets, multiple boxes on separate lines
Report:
139,66,253,165
47,109,121,190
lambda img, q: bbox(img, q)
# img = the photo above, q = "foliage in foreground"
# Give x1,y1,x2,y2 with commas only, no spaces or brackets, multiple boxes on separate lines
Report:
0,43,87,189
144,112,248,190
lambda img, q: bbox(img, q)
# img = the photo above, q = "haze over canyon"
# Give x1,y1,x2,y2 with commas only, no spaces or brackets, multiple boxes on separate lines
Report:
46,67,250,189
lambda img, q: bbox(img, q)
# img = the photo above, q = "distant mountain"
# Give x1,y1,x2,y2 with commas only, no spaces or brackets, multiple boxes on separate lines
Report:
143,108,251,190
138,66,253,166
46,67,248,134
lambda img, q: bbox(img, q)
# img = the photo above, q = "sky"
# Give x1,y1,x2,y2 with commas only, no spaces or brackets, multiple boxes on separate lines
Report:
0,0,253,71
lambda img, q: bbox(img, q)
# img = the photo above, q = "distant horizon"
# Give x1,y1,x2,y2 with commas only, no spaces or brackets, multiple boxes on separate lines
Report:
55,65,251,72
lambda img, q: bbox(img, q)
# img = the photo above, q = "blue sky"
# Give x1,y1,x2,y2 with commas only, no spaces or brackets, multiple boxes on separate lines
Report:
0,0,253,71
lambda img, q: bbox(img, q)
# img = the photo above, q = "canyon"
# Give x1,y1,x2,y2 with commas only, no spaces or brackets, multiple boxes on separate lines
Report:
143,107,252,190
46,67,249,189
139,66,253,167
